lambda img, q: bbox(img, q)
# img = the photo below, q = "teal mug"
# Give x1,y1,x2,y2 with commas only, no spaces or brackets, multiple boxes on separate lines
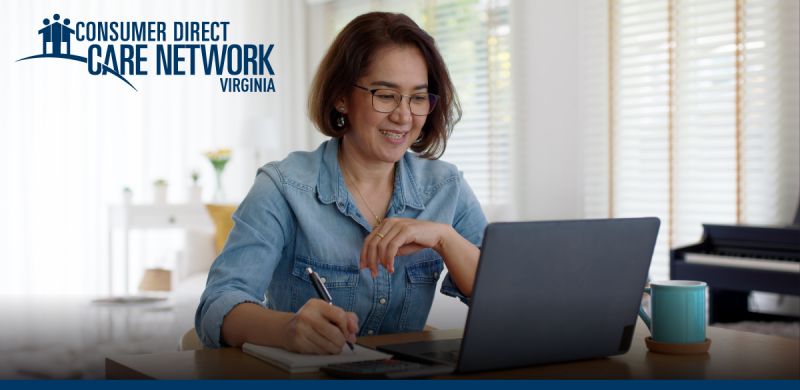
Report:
638,280,707,344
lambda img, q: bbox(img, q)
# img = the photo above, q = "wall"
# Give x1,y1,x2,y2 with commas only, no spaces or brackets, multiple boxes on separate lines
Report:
511,0,584,222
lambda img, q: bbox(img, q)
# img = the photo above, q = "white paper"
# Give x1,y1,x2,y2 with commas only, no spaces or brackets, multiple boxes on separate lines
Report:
242,343,393,373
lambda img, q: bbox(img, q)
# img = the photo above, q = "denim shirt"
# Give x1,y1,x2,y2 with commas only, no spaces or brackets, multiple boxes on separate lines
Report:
195,138,488,348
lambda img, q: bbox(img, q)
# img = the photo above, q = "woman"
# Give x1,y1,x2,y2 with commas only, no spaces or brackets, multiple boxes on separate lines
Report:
196,12,487,354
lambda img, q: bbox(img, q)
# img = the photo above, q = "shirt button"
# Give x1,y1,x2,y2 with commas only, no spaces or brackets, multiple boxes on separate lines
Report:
367,330,375,335
320,277,326,284
379,298,387,305
433,272,439,279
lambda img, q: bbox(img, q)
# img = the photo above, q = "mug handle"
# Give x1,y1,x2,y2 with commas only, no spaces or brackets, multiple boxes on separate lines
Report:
638,287,652,331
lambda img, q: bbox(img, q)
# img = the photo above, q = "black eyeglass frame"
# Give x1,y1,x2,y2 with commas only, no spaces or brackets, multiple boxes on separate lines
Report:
352,84,439,116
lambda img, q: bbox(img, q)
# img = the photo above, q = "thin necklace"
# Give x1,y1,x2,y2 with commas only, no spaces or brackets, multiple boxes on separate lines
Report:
339,154,389,227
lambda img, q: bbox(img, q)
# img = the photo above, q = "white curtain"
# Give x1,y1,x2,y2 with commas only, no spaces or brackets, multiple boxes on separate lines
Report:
0,0,308,296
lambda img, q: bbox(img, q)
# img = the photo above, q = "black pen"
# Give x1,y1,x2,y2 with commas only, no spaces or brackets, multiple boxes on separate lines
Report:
306,267,355,351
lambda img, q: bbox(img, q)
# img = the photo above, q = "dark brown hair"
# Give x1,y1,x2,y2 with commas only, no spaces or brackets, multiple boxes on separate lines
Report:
308,12,461,159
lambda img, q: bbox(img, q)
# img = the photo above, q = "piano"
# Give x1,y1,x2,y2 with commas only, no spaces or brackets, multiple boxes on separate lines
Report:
671,223,800,324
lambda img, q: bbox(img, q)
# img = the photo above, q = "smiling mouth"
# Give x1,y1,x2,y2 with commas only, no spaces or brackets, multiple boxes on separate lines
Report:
380,130,407,140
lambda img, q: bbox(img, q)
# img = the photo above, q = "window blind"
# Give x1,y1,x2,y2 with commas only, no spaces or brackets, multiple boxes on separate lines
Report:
582,0,799,281
428,0,512,211
740,0,800,226
612,0,673,280
672,0,740,249
323,0,513,212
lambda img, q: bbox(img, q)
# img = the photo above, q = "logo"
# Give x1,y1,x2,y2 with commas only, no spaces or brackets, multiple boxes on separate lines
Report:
16,14,277,93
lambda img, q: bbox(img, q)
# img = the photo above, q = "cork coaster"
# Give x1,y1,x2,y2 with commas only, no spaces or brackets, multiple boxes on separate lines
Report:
645,337,711,354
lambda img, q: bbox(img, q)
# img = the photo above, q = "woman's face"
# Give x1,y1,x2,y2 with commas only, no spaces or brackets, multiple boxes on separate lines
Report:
339,45,429,165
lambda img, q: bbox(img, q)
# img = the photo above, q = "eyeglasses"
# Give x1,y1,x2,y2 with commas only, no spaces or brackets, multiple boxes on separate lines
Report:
353,85,439,116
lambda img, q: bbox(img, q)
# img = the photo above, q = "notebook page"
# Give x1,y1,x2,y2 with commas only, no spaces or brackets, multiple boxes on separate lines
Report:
242,343,393,373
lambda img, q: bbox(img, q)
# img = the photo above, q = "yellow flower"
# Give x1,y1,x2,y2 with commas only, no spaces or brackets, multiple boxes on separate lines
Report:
205,148,232,172
204,148,232,161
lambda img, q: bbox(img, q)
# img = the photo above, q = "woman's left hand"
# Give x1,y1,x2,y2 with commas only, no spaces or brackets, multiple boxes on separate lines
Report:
360,218,452,277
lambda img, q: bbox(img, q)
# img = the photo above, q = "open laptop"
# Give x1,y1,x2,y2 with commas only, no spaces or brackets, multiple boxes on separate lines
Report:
378,217,660,374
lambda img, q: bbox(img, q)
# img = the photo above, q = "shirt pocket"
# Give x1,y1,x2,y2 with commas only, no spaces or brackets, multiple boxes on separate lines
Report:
398,253,444,331
290,256,359,312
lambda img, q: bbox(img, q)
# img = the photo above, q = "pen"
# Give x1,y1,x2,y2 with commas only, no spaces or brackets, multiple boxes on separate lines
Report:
306,267,355,351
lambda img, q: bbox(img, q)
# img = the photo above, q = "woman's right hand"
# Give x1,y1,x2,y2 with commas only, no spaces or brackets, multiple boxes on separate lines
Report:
280,298,359,354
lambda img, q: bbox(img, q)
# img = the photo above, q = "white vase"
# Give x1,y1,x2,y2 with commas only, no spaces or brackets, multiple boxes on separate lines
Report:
154,185,168,204
189,185,203,203
123,191,133,205
213,168,226,203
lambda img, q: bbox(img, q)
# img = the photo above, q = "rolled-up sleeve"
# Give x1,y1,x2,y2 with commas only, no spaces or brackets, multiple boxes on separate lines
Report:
440,172,488,305
195,164,294,348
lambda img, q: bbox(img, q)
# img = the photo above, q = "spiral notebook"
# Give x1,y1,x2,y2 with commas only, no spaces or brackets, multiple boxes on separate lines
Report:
242,342,393,373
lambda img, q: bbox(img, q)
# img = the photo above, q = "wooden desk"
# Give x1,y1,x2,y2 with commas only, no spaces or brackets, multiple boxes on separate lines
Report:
106,322,800,379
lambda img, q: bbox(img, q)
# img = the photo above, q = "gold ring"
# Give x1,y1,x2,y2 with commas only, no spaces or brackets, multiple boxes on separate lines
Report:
376,232,385,239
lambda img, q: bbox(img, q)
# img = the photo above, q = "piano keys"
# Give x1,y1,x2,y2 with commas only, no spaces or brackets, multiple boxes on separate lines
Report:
671,224,800,324
683,253,799,273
